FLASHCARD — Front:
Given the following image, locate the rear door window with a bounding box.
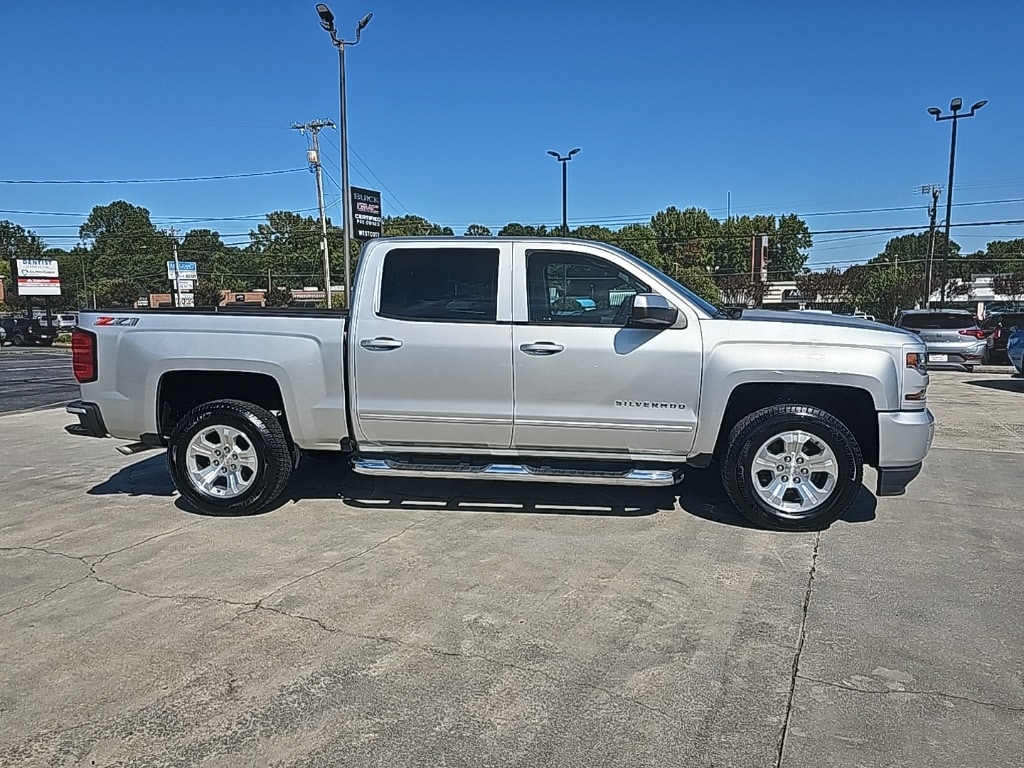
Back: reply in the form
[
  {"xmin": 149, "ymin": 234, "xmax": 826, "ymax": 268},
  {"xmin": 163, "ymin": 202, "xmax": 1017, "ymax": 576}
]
[{"xmin": 378, "ymin": 247, "xmax": 499, "ymax": 322}]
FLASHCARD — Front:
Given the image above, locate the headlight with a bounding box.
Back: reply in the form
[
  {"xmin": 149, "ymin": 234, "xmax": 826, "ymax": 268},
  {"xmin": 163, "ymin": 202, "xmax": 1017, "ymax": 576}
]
[
  {"xmin": 903, "ymin": 347, "xmax": 929, "ymax": 405},
  {"xmin": 905, "ymin": 351, "xmax": 928, "ymax": 376}
]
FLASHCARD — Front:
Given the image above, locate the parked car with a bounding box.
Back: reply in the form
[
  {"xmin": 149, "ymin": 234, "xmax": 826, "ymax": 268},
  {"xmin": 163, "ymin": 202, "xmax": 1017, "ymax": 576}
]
[
  {"xmin": 894, "ymin": 309, "xmax": 986, "ymax": 371},
  {"xmin": 0, "ymin": 317, "xmax": 59, "ymax": 347},
  {"xmin": 1007, "ymin": 329, "xmax": 1024, "ymax": 375},
  {"xmin": 980, "ymin": 312, "xmax": 1024, "ymax": 364},
  {"xmin": 0, "ymin": 324, "xmax": 6, "ymax": 345}
]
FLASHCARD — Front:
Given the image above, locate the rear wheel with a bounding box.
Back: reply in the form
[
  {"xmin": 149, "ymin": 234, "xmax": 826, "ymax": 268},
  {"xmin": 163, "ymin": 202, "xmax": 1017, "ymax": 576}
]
[
  {"xmin": 167, "ymin": 399, "xmax": 293, "ymax": 515},
  {"xmin": 722, "ymin": 404, "xmax": 863, "ymax": 531}
]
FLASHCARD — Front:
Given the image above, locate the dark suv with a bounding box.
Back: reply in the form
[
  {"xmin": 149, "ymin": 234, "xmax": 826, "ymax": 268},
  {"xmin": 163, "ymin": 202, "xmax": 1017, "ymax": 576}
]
[
  {"xmin": 980, "ymin": 312, "xmax": 1024, "ymax": 364},
  {"xmin": 0, "ymin": 317, "xmax": 59, "ymax": 347}
]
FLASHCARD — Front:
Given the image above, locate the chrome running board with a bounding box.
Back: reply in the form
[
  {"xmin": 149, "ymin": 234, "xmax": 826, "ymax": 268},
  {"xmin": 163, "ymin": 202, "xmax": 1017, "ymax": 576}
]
[{"xmin": 351, "ymin": 457, "xmax": 682, "ymax": 486}]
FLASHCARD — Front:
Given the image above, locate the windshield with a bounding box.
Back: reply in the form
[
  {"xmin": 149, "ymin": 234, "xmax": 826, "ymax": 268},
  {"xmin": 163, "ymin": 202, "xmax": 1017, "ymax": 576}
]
[{"xmin": 598, "ymin": 243, "xmax": 721, "ymax": 317}]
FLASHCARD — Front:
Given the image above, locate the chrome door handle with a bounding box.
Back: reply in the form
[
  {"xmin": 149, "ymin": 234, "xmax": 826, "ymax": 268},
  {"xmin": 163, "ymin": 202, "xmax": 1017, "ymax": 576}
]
[
  {"xmin": 360, "ymin": 337, "xmax": 404, "ymax": 351},
  {"xmin": 519, "ymin": 341, "xmax": 564, "ymax": 356}
]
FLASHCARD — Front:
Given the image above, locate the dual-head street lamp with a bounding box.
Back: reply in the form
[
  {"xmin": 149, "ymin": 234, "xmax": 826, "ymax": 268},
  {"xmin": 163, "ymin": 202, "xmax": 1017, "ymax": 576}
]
[
  {"xmin": 547, "ymin": 147, "xmax": 581, "ymax": 236},
  {"xmin": 927, "ymin": 97, "xmax": 987, "ymax": 309},
  {"xmin": 316, "ymin": 3, "xmax": 372, "ymax": 309}
]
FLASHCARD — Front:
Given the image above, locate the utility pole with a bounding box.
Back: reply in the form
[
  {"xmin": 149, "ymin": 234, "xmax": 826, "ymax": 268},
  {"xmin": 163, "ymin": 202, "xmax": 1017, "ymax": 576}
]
[
  {"xmin": 292, "ymin": 119, "xmax": 337, "ymax": 308},
  {"xmin": 918, "ymin": 185, "xmax": 942, "ymax": 308},
  {"xmin": 167, "ymin": 227, "xmax": 181, "ymax": 308}
]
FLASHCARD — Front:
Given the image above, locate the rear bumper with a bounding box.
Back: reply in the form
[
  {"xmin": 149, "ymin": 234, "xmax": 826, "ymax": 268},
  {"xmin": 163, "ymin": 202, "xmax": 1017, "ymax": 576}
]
[{"xmin": 65, "ymin": 400, "xmax": 108, "ymax": 438}]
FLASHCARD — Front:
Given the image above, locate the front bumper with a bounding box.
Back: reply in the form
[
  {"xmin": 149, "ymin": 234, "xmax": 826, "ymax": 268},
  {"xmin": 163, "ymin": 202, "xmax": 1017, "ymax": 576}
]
[
  {"xmin": 65, "ymin": 400, "xmax": 108, "ymax": 438},
  {"xmin": 875, "ymin": 409, "xmax": 935, "ymax": 496}
]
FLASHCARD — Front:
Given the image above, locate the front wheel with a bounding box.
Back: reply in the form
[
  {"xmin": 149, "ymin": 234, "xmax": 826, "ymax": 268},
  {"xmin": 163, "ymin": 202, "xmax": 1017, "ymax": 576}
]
[
  {"xmin": 167, "ymin": 399, "xmax": 293, "ymax": 515},
  {"xmin": 11, "ymin": 333, "xmax": 25, "ymax": 347},
  {"xmin": 721, "ymin": 404, "xmax": 863, "ymax": 531}
]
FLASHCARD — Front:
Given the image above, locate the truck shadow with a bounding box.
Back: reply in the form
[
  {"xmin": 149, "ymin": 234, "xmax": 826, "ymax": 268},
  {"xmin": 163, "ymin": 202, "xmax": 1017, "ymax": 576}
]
[
  {"xmin": 964, "ymin": 378, "xmax": 1023, "ymax": 393},
  {"xmin": 88, "ymin": 454, "xmax": 876, "ymax": 529}
]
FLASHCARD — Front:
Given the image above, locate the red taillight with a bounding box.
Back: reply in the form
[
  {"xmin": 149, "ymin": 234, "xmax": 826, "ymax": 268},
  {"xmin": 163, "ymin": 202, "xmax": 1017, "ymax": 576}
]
[
  {"xmin": 72, "ymin": 328, "xmax": 97, "ymax": 383},
  {"xmin": 958, "ymin": 328, "xmax": 986, "ymax": 340}
]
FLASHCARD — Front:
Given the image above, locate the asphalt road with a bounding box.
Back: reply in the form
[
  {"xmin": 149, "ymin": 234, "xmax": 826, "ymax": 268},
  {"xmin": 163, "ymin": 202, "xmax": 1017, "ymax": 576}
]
[
  {"xmin": 1, "ymin": 371, "xmax": 1022, "ymax": 767},
  {"xmin": 0, "ymin": 347, "xmax": 78, "ymax": 414}
]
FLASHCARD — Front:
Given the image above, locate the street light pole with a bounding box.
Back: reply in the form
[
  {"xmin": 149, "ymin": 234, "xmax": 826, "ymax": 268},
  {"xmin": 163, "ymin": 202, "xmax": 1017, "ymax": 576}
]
[
  {"xmin": 927, "ymin": 97, "xmax": 987, "ymax": 309},
  {"xmin": 546, "ymin": 148, "xmax": 581, "ymax": 236},
  {"xmin": 316, "ymin": 4, "xmax": 372, "ymax": 309}
]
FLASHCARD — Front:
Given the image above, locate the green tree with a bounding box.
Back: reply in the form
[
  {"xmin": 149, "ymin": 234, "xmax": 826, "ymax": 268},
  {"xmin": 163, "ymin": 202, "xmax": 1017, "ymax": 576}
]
[
  {"xmin": 569, "ymin": 224, "xmax": 616, "ymax": 243},
  {"xmin": 464, "ymin": 224, "xmax": 492, "ymax": 237},
  {"xmin": 265, "ymin": 286, "xmax": 292, "ymax": 307},
  {"xmin": 248, "ymin": 211, "xmax": 323, "ymax": 286},
  {"xmin": 95, "ymin": 278, "xmax": 144, "ymax": 307},
  {"xmin": 79, "ymin": 201, "xmax": 170, "ymax": 293},
  {"xmin": 673, "ymin": 266, "xmax": 721, "ymax": 305},
  {"xmin": 609, "ymin": 223, "xmax": 659, "ymax": 266},
  {"xmin": 382, "ymin": 215, "xmax": 453, "ymax": 237},
  {"xmin": 497, "ymin": 222, "xmax": 550, "ymax": 237},
  {"xmin": 860, "ymin": 266, "xmax": 922, "ymax": 322},
  {"xmin": 1, "ymin": 220, "xmax": 46, "ymax": 263},
  {"xmin": 795, "ymin": 268, "xmax": 858, "ymax": 312},
  {"xmin": 649, "ymin": 206, "xmax": 720, "ymax": 271}
]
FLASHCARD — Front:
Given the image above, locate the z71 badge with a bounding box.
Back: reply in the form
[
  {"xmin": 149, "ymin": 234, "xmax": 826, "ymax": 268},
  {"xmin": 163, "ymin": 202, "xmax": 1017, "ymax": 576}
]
[{"xmin": 94, "ymin": 317, "xmax": 140, "ymax": 326}]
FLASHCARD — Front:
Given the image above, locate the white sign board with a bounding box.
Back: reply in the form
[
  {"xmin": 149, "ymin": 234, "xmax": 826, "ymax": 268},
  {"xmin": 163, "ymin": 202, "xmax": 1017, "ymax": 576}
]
[
  {"xmin": 14, "ymin": 259, "xmax": 62, "ymax": 296},
  {"xmin": 176, "ymin": 293, "xmax": 195, "ymax": 308},
  {"xmin": 174, "ymin": 279, "xmax": 195, "ymax": 291},
  {"xmin": 15, "ymin": 259, "xmax": 59, "ymax": 278},
  {"xmin": 167, "ymin": 261, "xmax": 198, "ymax": 280}
]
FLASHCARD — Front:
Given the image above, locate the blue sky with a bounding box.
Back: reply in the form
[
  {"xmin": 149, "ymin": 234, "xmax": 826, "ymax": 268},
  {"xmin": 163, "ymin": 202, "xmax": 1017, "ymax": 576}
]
[{"xmin": 2, "ymin": 0, "xmax": 1022, "ymax": 269}]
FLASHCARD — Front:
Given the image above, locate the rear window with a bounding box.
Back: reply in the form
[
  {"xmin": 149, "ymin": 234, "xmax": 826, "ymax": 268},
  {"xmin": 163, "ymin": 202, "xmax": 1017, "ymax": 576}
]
[{"xmin": 898, "ymin": 312, "xmax": 974, "ymax": 330}]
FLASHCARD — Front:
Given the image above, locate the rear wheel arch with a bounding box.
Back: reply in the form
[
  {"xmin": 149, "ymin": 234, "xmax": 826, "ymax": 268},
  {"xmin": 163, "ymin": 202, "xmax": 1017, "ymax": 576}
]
[{"xmin": 157, "ymin": 370, "xmax": 288, "ymax": 440}]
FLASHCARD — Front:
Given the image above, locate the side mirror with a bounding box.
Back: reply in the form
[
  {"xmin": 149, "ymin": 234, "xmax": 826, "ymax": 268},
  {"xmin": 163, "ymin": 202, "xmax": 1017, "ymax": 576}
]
[{"xmin": 628, "ymin": 293, "xmax": 679, "ymax": 329}]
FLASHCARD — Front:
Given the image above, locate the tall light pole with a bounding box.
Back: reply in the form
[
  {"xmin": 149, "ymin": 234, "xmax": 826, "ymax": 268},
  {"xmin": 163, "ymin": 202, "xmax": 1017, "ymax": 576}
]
[
  {"xmin": 316, "ymin": 3, "xmax": 372, "ymax": 309},
  {"xmin": 547, "ymin": 147, "xmax": 581, "ymax": 236},
  {"xmin": 927, "ymin": 97, "xmax": 987, "ymax": 309}
]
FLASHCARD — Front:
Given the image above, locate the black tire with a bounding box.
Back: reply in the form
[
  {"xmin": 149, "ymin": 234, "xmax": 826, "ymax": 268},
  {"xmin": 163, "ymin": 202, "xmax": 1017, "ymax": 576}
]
[
  {"xmin": 11, "ymin": 333, "xmax": 25, "ymax": 347},
  {"xmin": 981, "ymin": 348, "xmax": 991, "ymax": 365},
  {"xmin": 964, "ymin": 365, "xmax": 976, "ymax": 373},
  {"xmin": 721, "ymin": 404, "xmax": 863, "ymax": 531},
  {"xmin": 167, "ymin": 399, "xmax": 293, "ymax": 516}
]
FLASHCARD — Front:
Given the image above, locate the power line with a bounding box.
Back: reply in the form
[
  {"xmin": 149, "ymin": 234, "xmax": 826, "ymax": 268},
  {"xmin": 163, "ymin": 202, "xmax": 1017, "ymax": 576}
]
[{"xmin": 0, "ymin": 168, "xmax": 306, "ymax": 185}]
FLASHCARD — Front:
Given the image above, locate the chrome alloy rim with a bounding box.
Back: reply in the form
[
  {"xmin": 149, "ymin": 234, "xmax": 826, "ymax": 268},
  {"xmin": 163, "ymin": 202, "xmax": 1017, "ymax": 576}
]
[
  {"xmin": 751, "ymin": 430, "xmax": 839, "ymax": 515},
  {"xmin": 185, "ymin": 425, "xmax": 259, "ymax": 498}
]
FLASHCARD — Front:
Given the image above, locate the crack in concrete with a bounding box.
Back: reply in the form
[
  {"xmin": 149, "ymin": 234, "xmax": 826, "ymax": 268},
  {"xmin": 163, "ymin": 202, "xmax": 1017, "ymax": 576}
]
[
  {"xmin": 0, "ymin": 523, "xmax": 198, "ymax": 621},
  {"xmin": 258, "ymin": 516, "xmax": 429, "ymax": 601},
  {"xmin": 795, "ymin": 674, "xmax": 1024, "ymax": 713},
  {"xmin": 4, "ymin": 517, "xmax": 430, "ymax": 631},
  {"xmin": 345, "ymin": 630, "xmax": 677, "ymax": 722},
  {"xmin": 776, "ymin": 530, "xmax": 821, "ymax": 768}
]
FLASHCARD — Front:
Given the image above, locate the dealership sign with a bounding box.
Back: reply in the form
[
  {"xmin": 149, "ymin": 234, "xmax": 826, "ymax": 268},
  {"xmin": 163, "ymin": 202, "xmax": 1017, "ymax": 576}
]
[
  {"xmin": 351, "ymin": 186, "xmax": 382, "ymax": 240},
  {"xmin": 11, "ymin": 259, "xmax": 62, "ymax": 296}
]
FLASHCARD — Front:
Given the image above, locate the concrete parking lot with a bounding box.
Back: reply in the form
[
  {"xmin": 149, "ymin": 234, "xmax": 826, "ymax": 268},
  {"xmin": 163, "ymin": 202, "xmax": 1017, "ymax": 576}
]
[{"xmin": 1, "ymin": 370, "xmax": 1022, "ymax": 767}]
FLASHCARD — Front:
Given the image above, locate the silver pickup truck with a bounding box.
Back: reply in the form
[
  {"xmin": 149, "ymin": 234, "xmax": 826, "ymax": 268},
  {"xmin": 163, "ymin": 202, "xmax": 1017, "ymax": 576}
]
[{"xmin": 66, "ymin": 237, "xmax": 935, "ymax": 530}]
